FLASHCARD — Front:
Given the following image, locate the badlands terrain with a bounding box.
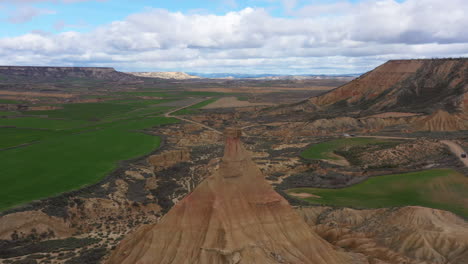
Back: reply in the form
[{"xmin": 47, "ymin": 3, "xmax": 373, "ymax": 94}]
[{"xmin": 0, "ymin": 58, "xmax": 467, "ymax": 264}]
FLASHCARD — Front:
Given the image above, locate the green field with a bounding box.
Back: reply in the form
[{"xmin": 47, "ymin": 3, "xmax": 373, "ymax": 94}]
[
  {"xmin": 25, "ymin": 103, "xmax": 139, "ymax": 121},
  {"xmin": 0, "ymin": 111, "xmax": 17, "ymax": 116},
  {"xmin": 173, "ymin": 98, "xmax": 219, "ymax": 115},
  {"xmin": 0, "ymin": 117, "xmax": 179, "ymax": 211},
  {"xmin": 0, "ymin": 117, "xmax": 88, "ymax": 130},
  {"xmin": 0, "ymin": 90, "xmax": 228, "ymax": 211},
  {"xmin": 0, "ymin": 128, "xmax": 61, "ymax": 149},
  {"xmin": 301, "ymin": 137, "xmax": 400, "ymax": 160},
  {"xmin": 287, "ymin": 168, "xmax": 468, "ymax": 218},
  {"xmin": 0, "ymin": 99, "xmax": 23, "ymax": 104}
]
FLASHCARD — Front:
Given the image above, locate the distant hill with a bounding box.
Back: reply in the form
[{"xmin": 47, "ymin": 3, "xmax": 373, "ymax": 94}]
[
  {"xmin": 0, "ymin": 66, "xmax": 141, "ymax": 83},
  {"xmin": 126, "ymin": 72, "xmax": 200, "ymax": 80},
  {"xmin": 309, "ymin": 58, "xmax": 468, "ymax": 114},
  {"xmin": 187, "ymin": 72, "xmax": 360, "ymax": 79},
  {"xmin": 263, "ymin": 58, "xmax": 468, "ymax": 131}
]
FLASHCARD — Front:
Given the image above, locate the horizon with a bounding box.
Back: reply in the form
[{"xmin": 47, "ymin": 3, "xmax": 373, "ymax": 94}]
[{"xmin": 1, "ymin": 0, "xmax": 467, "ymax": 74}]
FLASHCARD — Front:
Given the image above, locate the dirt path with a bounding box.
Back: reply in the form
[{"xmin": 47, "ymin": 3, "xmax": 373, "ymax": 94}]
[
  {"xmin": 441, "ymin": 140, "xmax": 468, "ymax": 167},
  {"xmin": 164, "ymin": 98, "xmax": 223, "ymax": 135}
]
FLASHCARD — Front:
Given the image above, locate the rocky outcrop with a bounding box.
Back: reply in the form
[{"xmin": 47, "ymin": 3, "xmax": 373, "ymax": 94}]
[{"xmin": 108, "ymin": 128, "xmax": 351, "ymax": 264}]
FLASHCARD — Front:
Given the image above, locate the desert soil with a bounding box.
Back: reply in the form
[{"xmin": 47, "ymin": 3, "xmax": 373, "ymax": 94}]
[{"xmin": 202, "ymin": 97, "xmax": 274, "ymax": 109}]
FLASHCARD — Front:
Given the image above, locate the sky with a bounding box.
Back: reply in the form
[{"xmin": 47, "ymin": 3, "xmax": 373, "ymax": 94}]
[{"xmin": 0, "ymin": 0, "xmax": 467, "ymax": 74}]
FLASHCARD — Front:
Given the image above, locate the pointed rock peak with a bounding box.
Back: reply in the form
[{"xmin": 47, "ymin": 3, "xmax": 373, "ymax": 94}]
[
  {"xmin": 222, "ymin": 127, "xmax": 245, "ymax": 163},
  {"xmin": 107, "ymin": 128, "xmax": 350, "ymax": 264}
]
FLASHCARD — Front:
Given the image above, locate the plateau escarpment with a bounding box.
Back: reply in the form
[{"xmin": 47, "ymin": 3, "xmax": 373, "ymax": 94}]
[{"xmin": 0, "ymin": 66, "xmax": 141, "ymax": 83}]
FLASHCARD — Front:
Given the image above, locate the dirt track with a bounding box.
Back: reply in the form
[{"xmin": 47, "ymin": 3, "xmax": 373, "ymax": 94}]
[
  {"xmin": 164, "ymin": 98, "xmax": 222, "ymax": 134},
  {"xmin": 441, "ymin": 140, "xmax": 468, "ymax": 167}
]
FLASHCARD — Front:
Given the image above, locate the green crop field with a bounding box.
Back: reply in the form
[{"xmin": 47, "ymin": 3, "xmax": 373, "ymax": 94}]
[
  {"xmin": 301, "ymin": 137, "xmax": 401, "ymax": 160},
  {"xmin": 0, "ymin": 99, "xmax": 24, "ymax": 104},
  {"xmin": 173, "ymin": 98, "xmax": 219, "ymax": 115},
  {"xmin": 25, "ymin": 103, "xmax": 139, "ymax": 121},
  {"xmin": 117, "ymin": 91, "xmax": 173, "ymax": 97},
  {"xmin": 287, "ymin": 168, "xmax": 468, "ymax": 218},
  {"xmin": 0, "ymin": 117, "xmax": 179, "ymax": 211},
  {"xmin": 0, "ymin": 90, "xmax": 228, "ymax": 211},
  {"xmin": 0, "ymin": 128, "xmax": 61, "ymax": 149},
  {"xmin": 0, "ymin": 117, "xmax": 88, "ymax": 130},
  {"xmin": 0, "ymin": 111, "xmax": 17, "ymax": 116}
]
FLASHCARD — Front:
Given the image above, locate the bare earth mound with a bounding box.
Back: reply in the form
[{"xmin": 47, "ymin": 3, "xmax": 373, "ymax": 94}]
[{"xmin": 108, "ymin": 128, "xmax": 351, "ymax": 264}]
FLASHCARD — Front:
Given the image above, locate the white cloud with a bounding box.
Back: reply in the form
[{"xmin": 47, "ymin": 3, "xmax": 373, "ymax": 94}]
[
  {"xmin": 7, "ymin": 6, "xmax": 55, "ymax": 23},
  {"xmin": 0, "ymin": 0, "xmax": 467, "ymax": 73}
]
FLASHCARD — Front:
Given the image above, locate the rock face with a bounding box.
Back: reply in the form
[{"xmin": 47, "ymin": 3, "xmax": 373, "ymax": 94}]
[
  {"xmin": 127, "ymin": 72, "xmax": 200, "ymax": 80},
  {"xmin": 0, "ymin": 66, "xmax": 141, "ymax": 82},
  {"xmin": 107, "ymin": 128, "xmax": 349, "ymax": 264}
]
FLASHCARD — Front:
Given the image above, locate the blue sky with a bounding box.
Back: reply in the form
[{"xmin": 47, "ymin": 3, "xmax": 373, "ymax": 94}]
[{"xmin": 0, "ymin": 0, "xmax": 466, "ymax": 74}]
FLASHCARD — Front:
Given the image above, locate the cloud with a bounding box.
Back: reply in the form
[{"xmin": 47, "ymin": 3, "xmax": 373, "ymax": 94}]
[
  {"xmin": 7, "ymin": 6, "xmax": 55, "ymax": 23},
  {"xmin": 0, "ymin": 0, "xmax": 467, "ymax": 73}
]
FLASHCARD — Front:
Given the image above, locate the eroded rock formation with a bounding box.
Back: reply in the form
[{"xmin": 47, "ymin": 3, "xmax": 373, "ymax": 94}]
[{"xmin": 108, "ymin": 128, "xmax": 351, "ymax": 264}]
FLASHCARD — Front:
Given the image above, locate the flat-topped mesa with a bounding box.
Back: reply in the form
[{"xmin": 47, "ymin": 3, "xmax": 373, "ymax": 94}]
[{"xmin": 0, "ymin": 66, "xmax": 141, "ymax": 82}]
